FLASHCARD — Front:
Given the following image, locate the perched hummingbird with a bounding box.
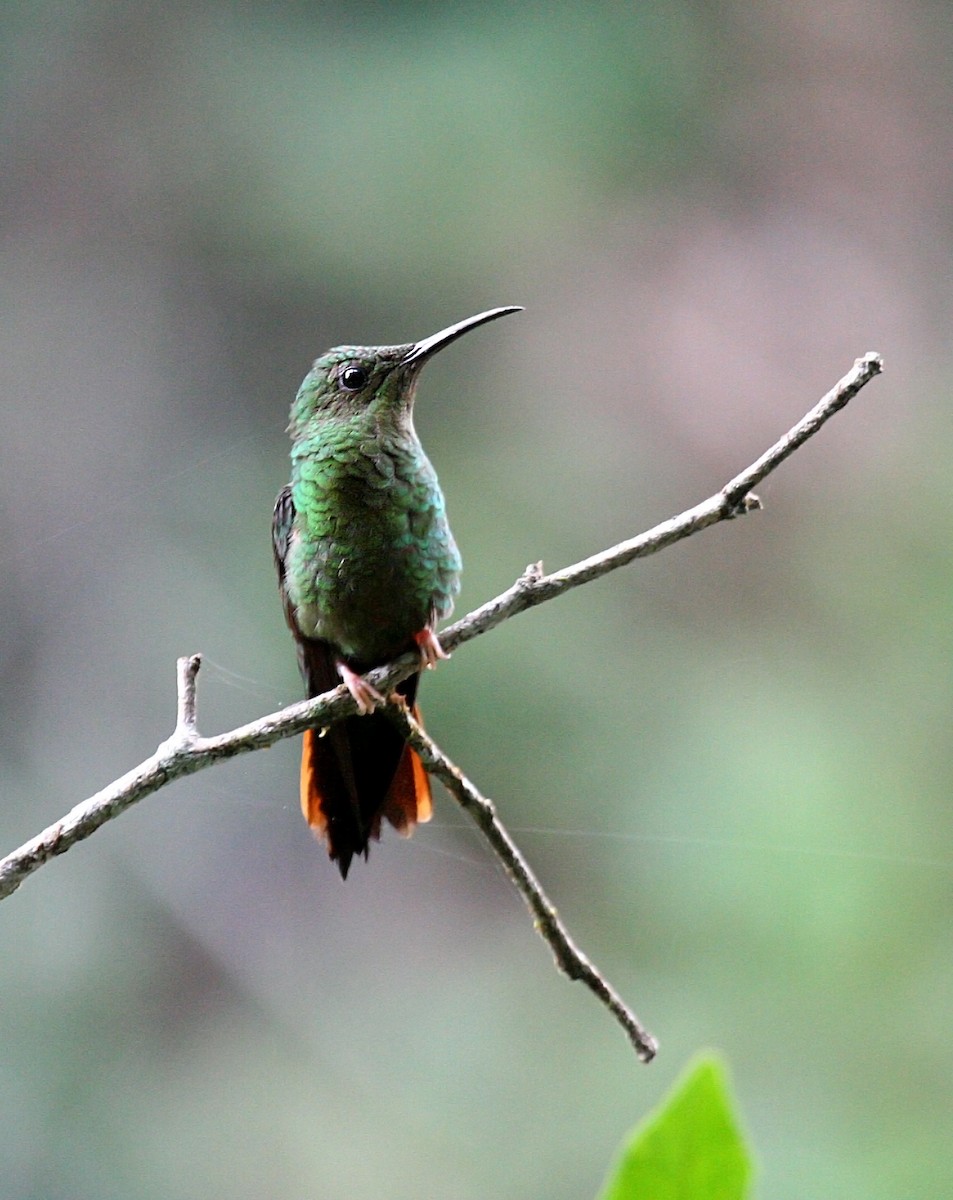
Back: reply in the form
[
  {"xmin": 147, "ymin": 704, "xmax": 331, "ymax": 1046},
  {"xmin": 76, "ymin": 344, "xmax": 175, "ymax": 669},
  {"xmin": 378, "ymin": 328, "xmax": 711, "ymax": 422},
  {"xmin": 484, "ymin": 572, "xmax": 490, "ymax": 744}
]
[{"xmin": 273, "ymin": 306, "xmax": 522, "ymax": 877}]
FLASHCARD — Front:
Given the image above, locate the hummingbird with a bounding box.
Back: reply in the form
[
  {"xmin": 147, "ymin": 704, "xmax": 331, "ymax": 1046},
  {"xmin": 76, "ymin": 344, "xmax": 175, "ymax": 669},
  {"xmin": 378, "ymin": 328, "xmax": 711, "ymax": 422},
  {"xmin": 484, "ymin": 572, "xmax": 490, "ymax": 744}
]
[{"xmin": 273, "ymin": 306, "xmax": 522, "ymax": 877}]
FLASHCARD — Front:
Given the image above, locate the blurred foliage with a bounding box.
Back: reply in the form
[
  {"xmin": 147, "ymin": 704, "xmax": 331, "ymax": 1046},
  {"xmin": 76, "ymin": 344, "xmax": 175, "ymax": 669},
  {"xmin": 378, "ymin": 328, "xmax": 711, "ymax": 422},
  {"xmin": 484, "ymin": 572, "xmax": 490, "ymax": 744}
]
[
  {"xmin": 598, "ymin": 1055, "xmax": 752, "ymax": 1200},
  {"xmin": 2, "ymin": 1, "xmax": 953, "ymax": 1197}
]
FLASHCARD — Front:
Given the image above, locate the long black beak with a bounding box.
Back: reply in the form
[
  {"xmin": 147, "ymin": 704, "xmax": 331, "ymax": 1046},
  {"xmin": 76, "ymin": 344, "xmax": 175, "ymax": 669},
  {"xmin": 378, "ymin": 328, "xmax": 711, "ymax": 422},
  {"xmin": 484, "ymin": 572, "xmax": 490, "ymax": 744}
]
[{"xmin": 401, "ymin": 306, "xmax": 523, "ymax": 366}]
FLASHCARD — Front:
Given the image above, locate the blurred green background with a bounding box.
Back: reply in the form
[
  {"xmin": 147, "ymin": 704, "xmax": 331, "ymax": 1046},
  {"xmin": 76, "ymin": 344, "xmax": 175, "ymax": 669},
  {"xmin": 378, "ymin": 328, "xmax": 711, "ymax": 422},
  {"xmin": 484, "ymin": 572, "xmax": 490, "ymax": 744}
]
[{"xmin": 2, "ymin": 2, "xmax": 952, "ymax": 1197}]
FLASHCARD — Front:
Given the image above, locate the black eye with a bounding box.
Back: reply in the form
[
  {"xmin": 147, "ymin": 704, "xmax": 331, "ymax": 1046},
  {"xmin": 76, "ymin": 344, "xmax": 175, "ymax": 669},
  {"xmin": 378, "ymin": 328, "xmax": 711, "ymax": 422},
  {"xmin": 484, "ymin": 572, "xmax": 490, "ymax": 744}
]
[{"xmin": 340, "ymin": 363, "xmax": 369, "ymax": 391}]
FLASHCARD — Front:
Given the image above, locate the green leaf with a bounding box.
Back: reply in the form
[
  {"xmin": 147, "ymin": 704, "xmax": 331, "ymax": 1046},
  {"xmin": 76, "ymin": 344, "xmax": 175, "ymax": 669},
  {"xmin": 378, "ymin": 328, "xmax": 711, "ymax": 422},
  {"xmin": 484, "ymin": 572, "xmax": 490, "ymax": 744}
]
[{"xmin": 597, "ymin": 1054, "xmax": 753, "ymax": 1200}]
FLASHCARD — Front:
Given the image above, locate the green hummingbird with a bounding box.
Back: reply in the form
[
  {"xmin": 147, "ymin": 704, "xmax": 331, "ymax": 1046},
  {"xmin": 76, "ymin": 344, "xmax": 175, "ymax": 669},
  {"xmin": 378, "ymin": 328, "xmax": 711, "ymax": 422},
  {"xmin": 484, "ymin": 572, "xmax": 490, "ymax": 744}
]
[{"xmin": 273, "ymin": 306, "xmax": 522, "ymax": 877}]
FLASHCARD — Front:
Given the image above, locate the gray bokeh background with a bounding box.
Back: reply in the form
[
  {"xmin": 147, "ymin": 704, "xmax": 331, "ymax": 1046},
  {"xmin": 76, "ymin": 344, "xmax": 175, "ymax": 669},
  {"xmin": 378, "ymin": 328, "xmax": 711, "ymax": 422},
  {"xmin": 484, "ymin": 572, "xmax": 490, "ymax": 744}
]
[{"xmin": 2, "ymin": 4, "xmax": 952, "ymax": 1197}]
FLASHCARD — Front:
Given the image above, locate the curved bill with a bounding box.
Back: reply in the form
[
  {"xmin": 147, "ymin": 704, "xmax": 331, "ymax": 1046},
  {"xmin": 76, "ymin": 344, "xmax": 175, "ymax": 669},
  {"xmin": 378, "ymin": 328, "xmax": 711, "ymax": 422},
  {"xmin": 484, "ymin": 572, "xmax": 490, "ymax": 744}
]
[{"xmin": 402, "ymin": 306, "xmax": 523, "ymax": 366}]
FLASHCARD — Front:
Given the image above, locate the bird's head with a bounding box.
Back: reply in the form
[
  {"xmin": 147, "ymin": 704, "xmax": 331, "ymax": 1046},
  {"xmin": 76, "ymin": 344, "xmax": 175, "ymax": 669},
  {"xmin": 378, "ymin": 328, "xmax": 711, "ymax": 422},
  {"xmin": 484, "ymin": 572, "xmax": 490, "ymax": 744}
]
[{"xmin": 288, "ymin": 306, "xmax": 522, "ymax": 437}]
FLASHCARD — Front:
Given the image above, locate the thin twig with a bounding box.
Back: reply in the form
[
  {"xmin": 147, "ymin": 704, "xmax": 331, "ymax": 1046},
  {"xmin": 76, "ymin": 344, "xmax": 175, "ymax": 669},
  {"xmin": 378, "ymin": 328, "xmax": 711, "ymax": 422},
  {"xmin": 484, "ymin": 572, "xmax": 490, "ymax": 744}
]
[
  {"xmin": 434, "ymin": 351, "xmax": 883, "ymax": 653},
  {"xmin": 0, "ymin": 352, "xmax": 883, "ymax": 903},
  {"xmin": 387, "ymin": 700, "xmax": 658, "ymax": 1061}
]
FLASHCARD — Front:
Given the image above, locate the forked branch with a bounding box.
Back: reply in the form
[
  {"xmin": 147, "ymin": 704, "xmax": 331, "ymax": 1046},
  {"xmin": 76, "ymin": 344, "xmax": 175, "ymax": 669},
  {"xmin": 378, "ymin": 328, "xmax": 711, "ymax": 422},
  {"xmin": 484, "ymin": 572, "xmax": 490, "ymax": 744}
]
[{"xmin": 0, "ymin": 353, "xmax": 884, "ymax": 1054}]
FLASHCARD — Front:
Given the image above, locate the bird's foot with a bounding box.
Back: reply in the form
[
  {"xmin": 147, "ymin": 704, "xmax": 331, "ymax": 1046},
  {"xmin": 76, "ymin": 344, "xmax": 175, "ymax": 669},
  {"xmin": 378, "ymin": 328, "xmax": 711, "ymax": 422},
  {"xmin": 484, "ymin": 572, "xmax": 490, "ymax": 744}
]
[
  {"xmin": 413, "ymin": 627, "xmax": 450, "ymax": 670},
  {"xmin": 336, "ymin": 661, "xmax": 384, "ymax": 715}
]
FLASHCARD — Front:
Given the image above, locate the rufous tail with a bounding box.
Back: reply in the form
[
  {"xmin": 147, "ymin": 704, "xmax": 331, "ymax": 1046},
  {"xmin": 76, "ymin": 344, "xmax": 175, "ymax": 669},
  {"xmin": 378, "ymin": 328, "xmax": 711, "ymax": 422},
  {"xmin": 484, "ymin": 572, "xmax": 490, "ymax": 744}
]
[{"xmin": 299, "ymin": 704, "xmax": 432, "ymax": 878}]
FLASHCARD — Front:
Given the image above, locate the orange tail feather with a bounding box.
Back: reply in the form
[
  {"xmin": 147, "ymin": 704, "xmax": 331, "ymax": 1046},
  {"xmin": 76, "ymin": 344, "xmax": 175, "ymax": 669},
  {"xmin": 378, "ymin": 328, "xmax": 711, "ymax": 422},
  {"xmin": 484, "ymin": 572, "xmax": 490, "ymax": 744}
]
[
  {"xmin": 299, "ymin": 727, "xmax": 328, "ymax": 837},
  {"xmin": 299, "ymin": 707, "xmax": 432, "ymax": 874},
  {"xmin": 381, "ymin": 741, "xmax": 433, "ymax": 835}
]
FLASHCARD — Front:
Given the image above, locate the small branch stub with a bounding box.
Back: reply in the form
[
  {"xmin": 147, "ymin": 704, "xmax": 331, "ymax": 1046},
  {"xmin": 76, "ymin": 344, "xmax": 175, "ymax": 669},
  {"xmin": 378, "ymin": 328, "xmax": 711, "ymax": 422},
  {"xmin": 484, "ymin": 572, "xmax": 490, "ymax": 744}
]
[{"xmin": 176, "ymin": 654, "xmax": 202, "ymax": 738}]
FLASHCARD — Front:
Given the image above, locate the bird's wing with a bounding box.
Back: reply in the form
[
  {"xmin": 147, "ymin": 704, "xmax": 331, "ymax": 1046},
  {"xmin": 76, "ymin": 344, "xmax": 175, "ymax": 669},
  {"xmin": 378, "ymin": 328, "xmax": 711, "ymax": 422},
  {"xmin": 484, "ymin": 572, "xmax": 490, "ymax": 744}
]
[{"xmin": 272, "ymin": 485, "xmax": 298, "ymax": 633}]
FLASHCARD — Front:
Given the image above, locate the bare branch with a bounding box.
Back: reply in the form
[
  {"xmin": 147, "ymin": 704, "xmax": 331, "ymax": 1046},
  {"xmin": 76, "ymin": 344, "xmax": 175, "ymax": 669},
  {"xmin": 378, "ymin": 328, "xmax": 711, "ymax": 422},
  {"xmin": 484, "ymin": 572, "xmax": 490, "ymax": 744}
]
[
  {"xmin": 386, "ymin": 700, "xmax": 658, "ymax": 1060},
  {"xmin": 0, "ymin": 352, "xmax": 883, "ymax": 904}
]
